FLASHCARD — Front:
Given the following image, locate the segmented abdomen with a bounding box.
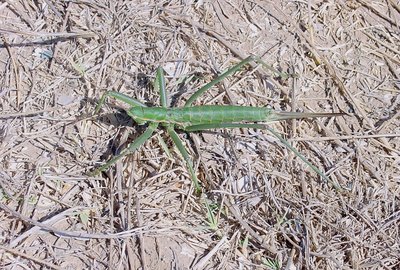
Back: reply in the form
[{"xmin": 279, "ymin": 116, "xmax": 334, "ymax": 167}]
[
  {"xmin": 171, "ymin": 105, "xmax": 271, "ymax": 125},
  {"xmin": 128, "ymin": 105, "xmax": 273, "ymax": 126}
]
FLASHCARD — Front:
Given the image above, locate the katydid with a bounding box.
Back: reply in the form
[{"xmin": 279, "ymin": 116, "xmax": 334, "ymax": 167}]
[{"xmin": 92, "ymin": 56, "xmax": 342, "ymax": 193}]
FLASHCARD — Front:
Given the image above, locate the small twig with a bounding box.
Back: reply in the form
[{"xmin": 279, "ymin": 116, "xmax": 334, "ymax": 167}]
[
  {"xmin": 0, "ymin": 245, "xmax": 62, "ymax": 270},
  {"xmin": 356, "ymin": 0, "xmax": 397, "ymax": 26},
  {"xmin": 224, "ymin": 196, "xmax": 278, "ymax": 255},
  {"xmin": 0, "ymin": 109, "xmax": 54, "ymax": 118},
  {"xmin": 135, "ymin": 195, "xmax": 147, "ymax": 270},
  {"xmin": 0, "ymin": 27, "xmax": 96, "ymax": 38},
  {"xmin": 388, "ymin": 0, "xmax": 400, "ymax": 13},
  {"xmin": 192, "ymin": 236, "xmax": 228, "ymax": 270},
  {"xmin": 0, "ymin": 202, "xmax": 147, "ymax": 240},
  {"xmin": 1, "ymin": 34, "xmax": 20, "ymax": 107},
  {"xmin": 290, "ymin": 133, "xmax": 400, "ymax": 142},
  {"xmin": 48, "ymin": 2, "xmax": 71, "ymax": 70},
  {"xmin": 361, "ymin": 30, "xmax": 400, "ymax": 56}
]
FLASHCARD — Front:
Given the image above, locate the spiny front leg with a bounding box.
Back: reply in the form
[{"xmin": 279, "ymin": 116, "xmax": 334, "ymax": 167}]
[{"xmin": 90, "ymin": 122, "xmax": 159, "ymax": 176}]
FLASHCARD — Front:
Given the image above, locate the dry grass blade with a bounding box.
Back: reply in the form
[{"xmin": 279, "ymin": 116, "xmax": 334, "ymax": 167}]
[{"xmin": 0, "ymin": 1, "xmax": 398, "ymax": 269}]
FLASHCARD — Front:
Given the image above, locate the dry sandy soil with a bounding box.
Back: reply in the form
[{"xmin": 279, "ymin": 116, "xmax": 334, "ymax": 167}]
[{"xmin": 0, "ymin": 1, "xmax": 399, "ymax": 269}]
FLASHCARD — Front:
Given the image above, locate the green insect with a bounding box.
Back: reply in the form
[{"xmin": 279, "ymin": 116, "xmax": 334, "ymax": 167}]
[{"xmin": 92, "ymin": 56, "xmax": 342, "ymax": 192}]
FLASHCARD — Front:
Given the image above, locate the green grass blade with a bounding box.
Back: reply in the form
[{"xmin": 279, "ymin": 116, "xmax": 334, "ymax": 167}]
[{"xmin": 204, "ymin": 199, "xmax": 219, "ymax": 231}]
